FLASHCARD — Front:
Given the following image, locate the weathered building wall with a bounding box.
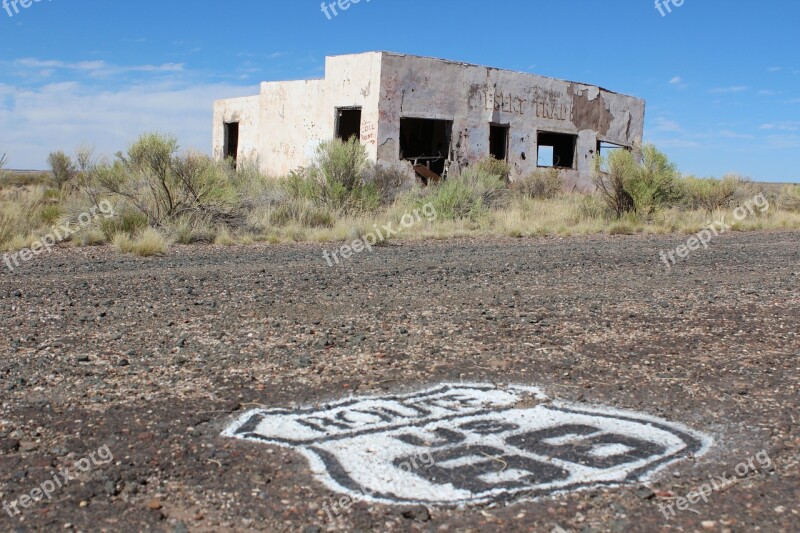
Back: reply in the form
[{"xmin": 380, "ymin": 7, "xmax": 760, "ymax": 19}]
[
  {"xmin": 216, "ymin": 53, "xmax": 383, "ymax": 176},
  {"xmin": 213, "ymin": 52, "xmax": 645, "ymax": 188},
  {"xmin": 377, "ymin": 53, "xmax": 645, "ymax": 189},
  {"xmin": 212, "ymin": 95, "xmax": 260, "ymax": 163}
]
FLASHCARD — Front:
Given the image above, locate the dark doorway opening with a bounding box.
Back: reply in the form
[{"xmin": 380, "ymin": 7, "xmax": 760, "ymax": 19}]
[
  {"xmin": 489, "ymin": 124, "xmax": 509, "ymax": 161},
  {"xmin": 399, "ymin": 118, "xmax": 452, "ymax": 177},
  {"xmin": 224, "ymin": 122, "xmax": 240, "ymax": 165},
  {"xmin": 336, "ymin": 108, "xmax": 362, "ymax": 142},
  {"xmin": 537, "ymin": 131, "xmax": 577, "ymax": 169}
]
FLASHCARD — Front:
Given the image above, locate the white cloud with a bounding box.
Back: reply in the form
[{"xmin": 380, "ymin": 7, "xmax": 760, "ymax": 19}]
[
  {"xmin": 759, "ymin": 122, "xmax": 800, "ymax": 131},
  {"xmin": 653, "ymin": 117, "xmax": 682, "ymax": 132},
  {"xmin": 765, "ymin": 134, "xmax": 800, "ymax": 149},
  {"xmin": 8, "ymin": 58, "xmax": 184, "ymax": 75},
  {"xmin": 14, "ymin": 59, "xmax": 107, "ymax": 70},
  {"xmin": 669, "ymin": 76, "xmax": 682, "ymax": 84},
  {"xmin": 0, "ymin": 80, "xmax": 256, "ymax": 168},
  {"xmin": 718, "ymin": 130, "xmax": 754, "ymax": 139},
  {"xmin": 645, "ymin": 138, "xmax": 702, "ymax": 149},
  {"xmin": 708, "ymin": 86, "xmax": 748, "ymax": 94}
]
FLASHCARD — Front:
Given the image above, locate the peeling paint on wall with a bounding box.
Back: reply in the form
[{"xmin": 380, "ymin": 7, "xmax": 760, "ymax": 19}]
[
  {"xmin": 213, "ymin": 52, "xmax": 645, "ymax": 188},
  {"xmin": 569, "ymin": 83, "xmax": 613, "ymax": 136}
]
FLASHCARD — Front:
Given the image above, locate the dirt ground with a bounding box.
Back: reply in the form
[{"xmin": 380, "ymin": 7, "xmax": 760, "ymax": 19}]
[{"xmin": 0, "ymin": 231, "xmax": 798, "ymax": 532}]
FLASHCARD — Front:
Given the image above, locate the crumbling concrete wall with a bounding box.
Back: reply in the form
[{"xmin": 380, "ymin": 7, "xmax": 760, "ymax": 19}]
[
  {"xmin": 377, "ymin": 53, "xmax": 645, "ymax": 189},
  {"xmin": 213, "ymin": 52, "xmax": 645, "ymax": 189},
  {"xmin": 212, "ymin": 53, "xmax": 383, "ymax": 176},
  {"xmin": 212, "ymin": 95, "xmax": 260, "ymax": 163}
]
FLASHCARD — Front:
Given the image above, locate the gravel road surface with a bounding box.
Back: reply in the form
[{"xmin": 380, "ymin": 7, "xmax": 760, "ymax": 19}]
[{"xmin": 1, "ymin": 231, "xmax": 798, "ymax": 532}]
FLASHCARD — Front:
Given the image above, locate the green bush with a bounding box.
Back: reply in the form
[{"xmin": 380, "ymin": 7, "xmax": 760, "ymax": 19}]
[
  {"xmin": 90, "ymin": 133, "xmax": 240, "ymax": 226},
  {"xmin": 593, "ymin": 144, "xmax": 677, "ymax": 218},
  {"xmin": 39, "ymin": 204, "xmax": 63, "ymax": 225},
  {"xmin": 575, "ymin": 193, "xmax": 609, "ymax": 221},
  {"xmin": 268, "ymin": 198, "xmax": 335, "ymax": 228},
  {"xmin": 420, "ymin": 168, "xmax": 506, "ymax": 222},
  {"xmin": 294, "ymin": 138, "xmax": 382, "ymax": 213},
  {"xmin": 512, "ymin": 168, "xmax": 564, "ymax": 199},
  {"xmin": 473, "ymin": 156, "xmax": 512, "ymax": 183},
  {"xmin": 47, "ymin": 151, "xmax": 77, "ymax": 190},
  {"xmin": 99, "ymin": 209, "xmax": 149, "ymax": 239},
  {"xmin": 677, "ymin": 175, "xmax": 743, "ymax": 212}
]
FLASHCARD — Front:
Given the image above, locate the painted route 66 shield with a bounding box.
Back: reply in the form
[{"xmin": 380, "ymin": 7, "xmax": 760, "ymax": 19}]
[{"xmin": 222, "ymin": 384, "xmax": 711, "ymax": 505}]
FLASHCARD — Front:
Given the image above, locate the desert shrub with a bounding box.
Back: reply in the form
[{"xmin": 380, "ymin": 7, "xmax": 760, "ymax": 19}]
[
  {"xmin": 302, "ymin": 138, "xmax": 381, "ymax": 213},
  {"xmin": 362, "ymin": 163, "xmax": 410, "ymax": 204},
  {"xmin": 39, "ymin": 204, "xmax": 63, "ymax": 225},
  {"xmin": 275, "ymin": 142, "xmax": 400, "ymax": 215},
  {"xmin": 132, "ymin": 228, "xmax": 169, "ymax": 257},
  {"xmin": 419, "ymin": 168, "xmax": 506, "ymax": 222},
  {"xmin": 575, "ymin": 193, "xmax": 609, "ymax": 221},
  {"xmin": 779, "ymin": 184, "xmax": 800, "ymax": 212},
  {"xmin": 75, "ymin": 145, "xmax": 94, "ymax": 172},
  {"xmin": 677, "ymin": 175, "xmax": 744, "ymax": 212},
  {"xmin": 282, "ymin": 169, "xmax": 318, "ymax": 201},
  {"xmin": 608, "ymin": 220, "xmax": 638, "ymax": 235},
  {"xmin": 112, "ymin": 232, "xmax": 133, "ymax": 253},
  {"xmin": 74, "ymin": 228, "xmax": 107, "ymax": 247},
  {"xmin": 164, "ymin": 213, "xmax": 215, "ymax": 244},
  {"xmin": 0, "ymin": 187, "xmax": 51, "ymax": 248},
  {"xmin": 512, "ymin": 168, "xmax": 565, "ymax": 199},
  {"xmin": 316, "ymin": 137, "xmax": 367, "ymax": 192},
  {"xmin": 593, "ymin": 148, "xmax": 635, "ymax": 217},
  {"xmin": 0, "ymin": 172, "xmax": 52, "ymax": 188},
  {"xmin": 214, "ymin": 226, "xmax": 237, "ymax": 246},
  {"xmin": 473, "ymin": 156, "xmax": 512, "ymax": 182},
  {"xmin": 626, "ymin": 145, "xmax": 678, "ymax": 216},
  {"xmin": 47, "ymin": 151, "xmax": 77, "ymax": 189},
  {"xmin": 99, "ymin": 208, "xmax": 149, "ymax": 239},
  {"xmin": 113, "ymin": 228, "xmax": 168, "ymax": 257},
  {"xmin": 268, "ymin": 198, "xmax": 335, "ymax": 228},
  {"xmin": 90, "ymin": 133, "xmax": 240, "ymax": 226},
  {"xmin": 594, "ymin": 145, "xmax": 677, "ymax": 218}
]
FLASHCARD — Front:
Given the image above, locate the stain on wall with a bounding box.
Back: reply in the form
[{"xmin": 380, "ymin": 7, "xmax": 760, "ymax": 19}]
[{"xmin": 569, "ymin": 83, "xmax": 613, "ymax": 136}]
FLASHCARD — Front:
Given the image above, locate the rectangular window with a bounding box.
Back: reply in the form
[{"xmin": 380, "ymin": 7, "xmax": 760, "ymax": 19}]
[
  {"xmin": 537, "ymin": 131, "xmax": 577, "ymax": 169},
  {"xmin": 596, "ymin": 141, "xmax": 630, "ymax": 171},
  {"xmin": 399, "ymin": 118, "xmax": 452, "ymax": 177},
  {"xmin": 224, "ymin": 122, "xmax": 240, "ymax": 165},
  {"xmin": 336, "ymin": 108, "xmax": 362, "ymax": 142},
  {"xmin": 489, "ymin": 124, "xmax": 509, "ymax": 161},
  {"xmin": 597, "ymin": 141, "xmax": 627, "ymax": 157}
]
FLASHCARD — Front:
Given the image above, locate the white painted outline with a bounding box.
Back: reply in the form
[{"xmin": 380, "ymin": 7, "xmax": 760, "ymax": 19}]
[{"xmin": 222, "ymin": 383, "xmax": 713, "ymax": 506}]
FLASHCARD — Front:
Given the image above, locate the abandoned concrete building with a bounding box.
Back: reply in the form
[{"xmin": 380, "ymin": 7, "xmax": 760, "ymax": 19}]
[{"xmin": 213, "ymin": 52, "xmax": 645, "ymax": 189}]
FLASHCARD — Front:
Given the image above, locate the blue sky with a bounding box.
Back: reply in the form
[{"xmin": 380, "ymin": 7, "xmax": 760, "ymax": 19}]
[{"xmin": 0, "ymin": 0, "xmax": 798, "ymax": 182}]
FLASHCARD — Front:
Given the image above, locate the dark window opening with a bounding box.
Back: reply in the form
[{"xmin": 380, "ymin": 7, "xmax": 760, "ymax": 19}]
[
  {"xmin": 597, "ymin": 141, "xmax": 628, "ymax": 157},
  {"xmin": 224, "ymin": 122, "xmax": 239, "ymax": 165},
  {"xmin": 537, "ymin": 131, "xmax": 577, "ymax": 169},
  {"xmin": 399, "ymin": 118, "xmax": 452, "ymax": 177},
  {"xmin": 596, "ymin": 141, "xmax": 630, "ymax": 171},
  {"xmin": 489, "ymin": 124, "xmax": 509, "ymax": 161},
  {"xmin": 336, "ymin": 108, "xmax": 362, "ymax": 142}
]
